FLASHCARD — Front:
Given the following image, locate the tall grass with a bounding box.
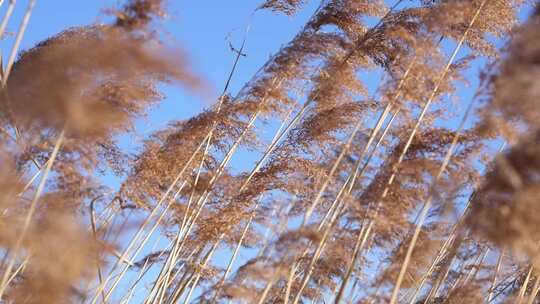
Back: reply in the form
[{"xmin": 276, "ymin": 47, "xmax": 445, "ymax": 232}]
[{"xmin": 0, "ymin": 0, "xmax": 539, "ymax": 303}]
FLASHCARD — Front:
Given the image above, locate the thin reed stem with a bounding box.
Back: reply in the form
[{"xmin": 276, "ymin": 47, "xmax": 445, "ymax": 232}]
[
  {"xmin": 487, "ymin": 249, "xmax": 504, "ymax": 303},
  {"xmin": 2, "ymin": 0, "xmax": 36, "ymax": 85},
  {"xmin": 0, "ymin": 0, "xmax": 16, "ymax": 42},
  {"xmin": 388, "ymin": 2, "xmax": 489, "ymax": 301}
]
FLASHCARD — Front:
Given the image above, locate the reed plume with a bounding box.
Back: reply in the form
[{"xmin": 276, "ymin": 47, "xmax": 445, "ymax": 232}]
[{"xmin": 0, "ymin": 0, "xmax": 538, "ymax": 303}]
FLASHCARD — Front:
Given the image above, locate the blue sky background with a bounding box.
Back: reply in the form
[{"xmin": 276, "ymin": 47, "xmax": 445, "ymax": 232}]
[
  {"xmin": 0, "ymin": 0, "xmax": 322, "ymax": 149},
  {"xmin": 0, "ymin": 0, "xmax": 535, "ymax": 302}
]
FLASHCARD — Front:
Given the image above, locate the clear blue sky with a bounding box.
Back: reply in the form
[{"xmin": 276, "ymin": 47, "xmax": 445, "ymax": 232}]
[
  {"xmin": 1, "ymin": 1, "xmax": 534, "ymax": 302},
  {"xmin": 0, "ymin": 0, "xmax": 321, "ymax": 148}
]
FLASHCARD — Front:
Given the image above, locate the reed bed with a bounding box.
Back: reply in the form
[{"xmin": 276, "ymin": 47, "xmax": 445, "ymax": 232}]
[{"xmin": 0, "ymin": 0, "xmax": 539, "ymax": 303}]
